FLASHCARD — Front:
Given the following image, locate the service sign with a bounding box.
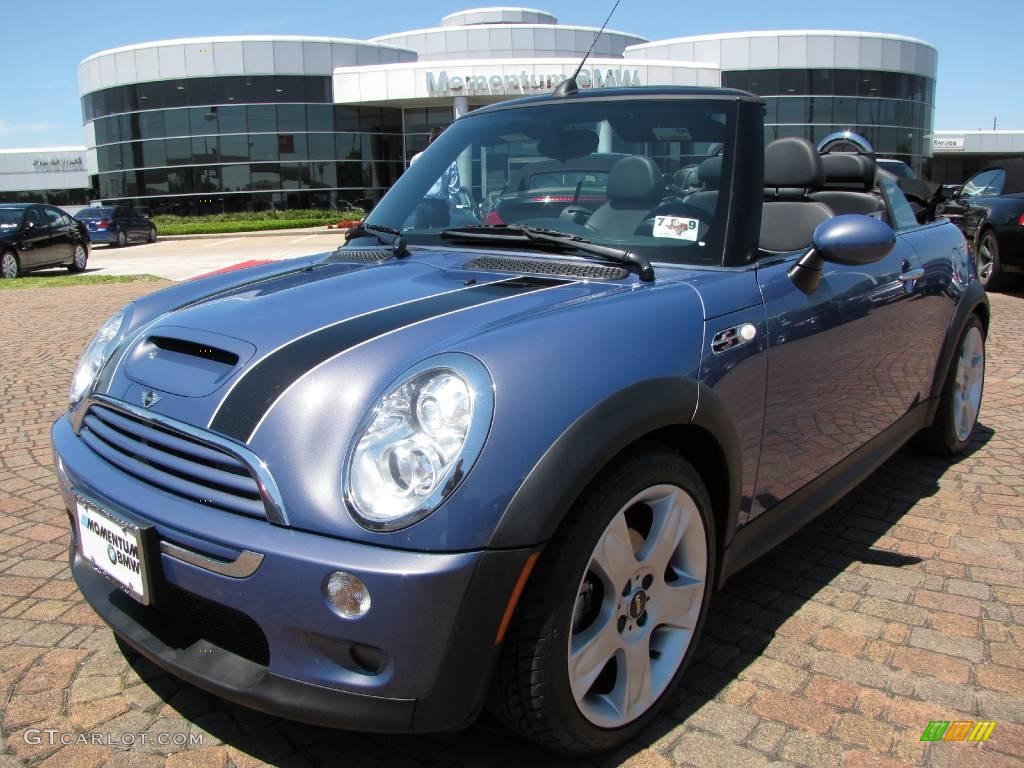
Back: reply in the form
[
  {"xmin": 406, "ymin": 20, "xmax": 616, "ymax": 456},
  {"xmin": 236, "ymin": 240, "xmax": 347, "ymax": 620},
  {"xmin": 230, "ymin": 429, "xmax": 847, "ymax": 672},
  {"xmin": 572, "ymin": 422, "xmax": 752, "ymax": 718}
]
[
  {"xmin": 76, "ymin": 499, "xmax": 149, "ymax": 604},
  {"xmin": 932, "ymin": 137, "xmax": 965, "ymax": 152}
]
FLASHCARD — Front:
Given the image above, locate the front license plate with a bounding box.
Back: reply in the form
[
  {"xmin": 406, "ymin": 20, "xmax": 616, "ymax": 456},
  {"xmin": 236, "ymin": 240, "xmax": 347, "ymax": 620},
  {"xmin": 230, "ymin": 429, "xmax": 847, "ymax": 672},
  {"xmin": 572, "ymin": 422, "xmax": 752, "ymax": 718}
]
[{"xmin": 75, "ymin": 498, "xmax": 150, "ymax": 605}]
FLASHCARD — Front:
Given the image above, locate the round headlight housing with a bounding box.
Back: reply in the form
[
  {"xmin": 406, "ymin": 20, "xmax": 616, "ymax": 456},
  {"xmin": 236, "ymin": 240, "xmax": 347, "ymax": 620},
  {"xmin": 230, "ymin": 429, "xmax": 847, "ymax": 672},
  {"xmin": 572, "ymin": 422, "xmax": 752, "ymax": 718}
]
[
  {"xmin": 69, "ymin": 306, "xmax": 131, "ymax": 407},
  {"xmin": 346, "ymin": 354, "xmax": 493, "ymax": 530}
]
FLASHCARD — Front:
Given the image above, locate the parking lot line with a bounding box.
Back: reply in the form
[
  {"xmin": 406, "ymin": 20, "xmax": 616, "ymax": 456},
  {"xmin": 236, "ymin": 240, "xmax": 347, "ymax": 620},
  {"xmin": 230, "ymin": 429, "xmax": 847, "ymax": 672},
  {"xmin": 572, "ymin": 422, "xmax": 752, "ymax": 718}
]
[
  {"xmin": 201, "ymin": 237, "xmax": 242, "ymax": 248},
  {"xmin": 289, "ymin": 234, "xmax": 316, "ymax": 244}
]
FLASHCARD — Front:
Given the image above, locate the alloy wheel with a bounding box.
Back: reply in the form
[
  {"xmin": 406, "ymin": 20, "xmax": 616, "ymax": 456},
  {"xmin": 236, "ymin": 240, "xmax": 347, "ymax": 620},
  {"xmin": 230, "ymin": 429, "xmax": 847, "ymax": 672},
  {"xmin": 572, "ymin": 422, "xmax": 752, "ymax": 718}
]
[
  {"xmin": 976, "ymin": 235, "xmax": 995, "ymax": 282},
  {"xmin": 953, "ymin": 325, "xmax": 984, "ymax": 442},
  {"xmin": 568, "ymin": 483, "xmax": 707, "ymax": 728},
  {"xmin": 1, "ymin": 252, "xmax": 17, "ymax": 279},
  {"xmin": 73, "ymin": 245, "xmax": 87, "ymax": 269},
  {"xmin": 117, "ymin": 231, "xmax": 127, "ymax": 247}
]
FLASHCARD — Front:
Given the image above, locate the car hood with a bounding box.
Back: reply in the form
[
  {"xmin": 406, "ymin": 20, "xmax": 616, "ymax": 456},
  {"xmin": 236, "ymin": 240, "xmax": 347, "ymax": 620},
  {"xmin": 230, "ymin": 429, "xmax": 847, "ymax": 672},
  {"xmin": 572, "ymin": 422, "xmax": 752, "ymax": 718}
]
[{"xmin": 98, "ymin": 251, "xmax": 625, "ymax": 443}]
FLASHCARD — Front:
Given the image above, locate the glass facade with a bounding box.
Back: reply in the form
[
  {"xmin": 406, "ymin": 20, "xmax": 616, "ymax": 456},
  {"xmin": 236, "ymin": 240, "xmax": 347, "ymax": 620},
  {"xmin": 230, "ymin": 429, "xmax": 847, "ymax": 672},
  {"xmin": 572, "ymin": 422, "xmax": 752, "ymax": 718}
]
[
  {"xmin": 85, "ymin": 76, "xmax": 405, "ymax": 215},
  {"xmin": 723, "ymin": 69, "xmax": 936, "ymax": 175},
  {"xmin": 0, "ymin": 188, "xmax": 92, "ymax": 206}
]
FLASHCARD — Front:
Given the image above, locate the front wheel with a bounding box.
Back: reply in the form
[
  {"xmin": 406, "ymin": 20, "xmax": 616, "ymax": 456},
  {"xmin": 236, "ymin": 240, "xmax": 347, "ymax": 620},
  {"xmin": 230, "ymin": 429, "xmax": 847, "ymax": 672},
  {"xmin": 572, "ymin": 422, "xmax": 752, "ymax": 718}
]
[
  {"xmin": 147, "ymin": 226, "xmax": 157, "ymax": 243},
  {"xmin": 489, "ymin": 448, "xmax": 714, "ymax": 754},
  {"xmin": 67, "ymin": 243, "xmax": 88, "ymax": 273},
  {"xmin": 914, "ymin": 315, "xmax": 985, "ymax": 455},
  {"xmin": 116, "ymin": 230, "xmax": 128, "ymax": 247}
]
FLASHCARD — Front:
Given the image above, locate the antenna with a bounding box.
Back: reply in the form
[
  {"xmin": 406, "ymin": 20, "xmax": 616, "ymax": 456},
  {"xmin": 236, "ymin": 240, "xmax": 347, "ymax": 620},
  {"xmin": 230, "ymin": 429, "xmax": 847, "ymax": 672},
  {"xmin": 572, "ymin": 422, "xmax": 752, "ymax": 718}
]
[{"xmin": 553, "ymin": 0, "xmax": 624, "ymax": 98}]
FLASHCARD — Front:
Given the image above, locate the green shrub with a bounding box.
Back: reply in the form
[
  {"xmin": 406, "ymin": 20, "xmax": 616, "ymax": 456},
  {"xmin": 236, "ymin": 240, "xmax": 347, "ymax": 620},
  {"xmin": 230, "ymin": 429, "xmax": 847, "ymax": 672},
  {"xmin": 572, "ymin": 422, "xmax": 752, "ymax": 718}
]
[{"xmin": 151, "ymin": 209, "xmax": 363, "ymax": 227}]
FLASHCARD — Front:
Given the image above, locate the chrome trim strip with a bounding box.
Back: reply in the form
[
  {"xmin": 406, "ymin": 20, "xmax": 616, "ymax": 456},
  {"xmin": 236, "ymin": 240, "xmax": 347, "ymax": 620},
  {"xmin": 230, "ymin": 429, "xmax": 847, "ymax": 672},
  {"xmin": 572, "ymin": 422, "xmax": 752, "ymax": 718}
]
[
  {"xmin": 159, "ymin": 541, "xmax": 264, "ymax": 578},
  {"xmin": 71, "ymin": 394, "xmax": 288, "ymax": 526}
]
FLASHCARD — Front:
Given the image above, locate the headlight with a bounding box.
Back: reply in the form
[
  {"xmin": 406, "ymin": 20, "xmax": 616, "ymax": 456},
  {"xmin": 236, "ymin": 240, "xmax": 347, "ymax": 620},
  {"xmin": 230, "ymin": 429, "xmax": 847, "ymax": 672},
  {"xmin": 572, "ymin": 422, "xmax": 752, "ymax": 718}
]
[
  {"xmin": 346, "ymin": 354, "xmax": 494, "ymax": 530},
  {"xmin": 69, "ymin": 306, "xmax": 131, "ymax": 407}
]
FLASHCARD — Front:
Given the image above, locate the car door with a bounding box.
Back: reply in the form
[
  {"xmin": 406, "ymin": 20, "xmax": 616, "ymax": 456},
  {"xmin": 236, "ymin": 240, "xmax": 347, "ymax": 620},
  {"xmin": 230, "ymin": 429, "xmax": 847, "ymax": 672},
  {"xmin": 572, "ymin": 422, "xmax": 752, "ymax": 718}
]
[
  {"xmin": 961, "ymin": 169, "xmax": 1006, "ymax": 243},
  {"xmin": 42, "ymin": 206, "xmax": 74, "ymax": 264},
  {"xmin": 19, "ymin": 207, "xmax": 53, "ymax": 268},
  {"xmin": 943, "ymin": 169, "xmax": 998, "ymax": 237},
  {"xmin": 750, "ymin": 215, "xmax": 928, "ymax": 520}
]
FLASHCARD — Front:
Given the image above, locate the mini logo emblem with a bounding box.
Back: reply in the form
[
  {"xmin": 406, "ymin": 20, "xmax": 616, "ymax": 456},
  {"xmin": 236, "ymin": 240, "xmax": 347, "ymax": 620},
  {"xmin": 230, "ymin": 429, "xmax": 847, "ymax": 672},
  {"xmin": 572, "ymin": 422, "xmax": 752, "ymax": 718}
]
[
  {"xmin": 629, "ymin": 590, "xmax": 648, "ymax": 619},
  {"xmin": 141, "ymin": 390, "xmax": 160, "ymax": 408}
]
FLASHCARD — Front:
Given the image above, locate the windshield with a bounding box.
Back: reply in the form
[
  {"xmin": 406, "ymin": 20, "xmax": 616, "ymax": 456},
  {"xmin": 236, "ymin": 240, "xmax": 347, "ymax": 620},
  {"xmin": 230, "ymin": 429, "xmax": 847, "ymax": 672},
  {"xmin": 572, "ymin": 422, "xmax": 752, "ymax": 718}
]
[
  {"xmin": 0, "ymin": 209, "xmax": 25, "ymax": 230},
  {"xmin": 365, "ymin": 98, "xmax": 738, "ymax": 266},
  {"xmin": 878, "ymin": 160, "xmax": 915, "ymax": 179},
  {"xmin": 75, "ymin": 207, "xmax": 114, "ymax": 220}
]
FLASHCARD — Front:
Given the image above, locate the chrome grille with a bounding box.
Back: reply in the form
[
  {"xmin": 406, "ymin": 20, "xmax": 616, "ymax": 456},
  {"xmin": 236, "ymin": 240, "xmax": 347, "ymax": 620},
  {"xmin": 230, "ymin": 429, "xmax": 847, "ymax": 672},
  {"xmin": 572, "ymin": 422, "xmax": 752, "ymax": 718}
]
[{"xmin": 80, "ymin": 404, "xmax": 266, "ymax": 518}]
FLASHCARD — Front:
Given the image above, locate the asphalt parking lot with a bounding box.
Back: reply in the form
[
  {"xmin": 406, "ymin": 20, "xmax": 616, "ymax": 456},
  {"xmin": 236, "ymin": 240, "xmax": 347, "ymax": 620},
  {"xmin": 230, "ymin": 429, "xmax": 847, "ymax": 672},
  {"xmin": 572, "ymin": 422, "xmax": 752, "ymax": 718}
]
[
  {"xmin": 82, "ymin": 231, "xmax": 351, "ymax": 281},
  {"xmin": 0, "ymin": 276, "xmax": 1022, "ymax": 768}
]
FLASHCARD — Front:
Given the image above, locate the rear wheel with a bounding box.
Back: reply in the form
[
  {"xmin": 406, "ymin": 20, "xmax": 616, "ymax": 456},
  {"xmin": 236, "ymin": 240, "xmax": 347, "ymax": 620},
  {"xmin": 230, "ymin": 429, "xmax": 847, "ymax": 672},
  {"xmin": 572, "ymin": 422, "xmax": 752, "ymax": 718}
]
[
  {"xmin": 67, "ymin": 243, "xmax": 88, "ymax": 273},
  {"xmin": 116, "ymin": 230, "xmax": 128, "ymax": 247},
  {"xmin": 147, "ymin": 226, "xmax": 157, "ymax": 243},
  {"xmin": 489, "ymin": 448, "xmax": 715, "ymax": 754},
  {"xmin": 975, "ymin": 229, "xmax": 1007, "ymax": 290},
  {"xmin": 914, "ymin": 315, "xmax": 985, "ymax": 455},
  {"xmin": 1, "ymin": 250, "xmax": 21, "ymax": 279}
]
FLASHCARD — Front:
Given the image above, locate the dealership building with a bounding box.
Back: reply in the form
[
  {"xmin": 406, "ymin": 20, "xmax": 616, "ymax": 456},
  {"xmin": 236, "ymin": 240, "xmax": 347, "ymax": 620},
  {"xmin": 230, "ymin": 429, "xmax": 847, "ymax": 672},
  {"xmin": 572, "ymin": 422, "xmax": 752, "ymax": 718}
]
[{"xmin": 0, "ymin": 8, "xmax": 1019, "ymax": 214}]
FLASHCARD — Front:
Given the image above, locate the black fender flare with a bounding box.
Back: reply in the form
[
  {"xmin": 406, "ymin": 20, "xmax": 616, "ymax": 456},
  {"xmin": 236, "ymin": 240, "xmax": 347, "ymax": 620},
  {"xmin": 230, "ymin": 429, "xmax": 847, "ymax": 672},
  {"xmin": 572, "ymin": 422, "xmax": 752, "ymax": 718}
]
[
  {"xmin": 487, "ymin": 377, "xmax": 743, "ymax": 551},
  {"xmin": 927, "ymin": 279, "xmax": 989, "ymax": 409}
]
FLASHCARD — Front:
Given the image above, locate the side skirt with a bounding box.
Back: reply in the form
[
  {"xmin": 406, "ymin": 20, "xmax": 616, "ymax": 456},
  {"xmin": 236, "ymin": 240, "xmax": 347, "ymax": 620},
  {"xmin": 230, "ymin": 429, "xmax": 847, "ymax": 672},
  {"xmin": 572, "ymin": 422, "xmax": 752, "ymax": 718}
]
[{"xmin": 718, "ymin": 403, "xmax": 931, "ymax": 584}]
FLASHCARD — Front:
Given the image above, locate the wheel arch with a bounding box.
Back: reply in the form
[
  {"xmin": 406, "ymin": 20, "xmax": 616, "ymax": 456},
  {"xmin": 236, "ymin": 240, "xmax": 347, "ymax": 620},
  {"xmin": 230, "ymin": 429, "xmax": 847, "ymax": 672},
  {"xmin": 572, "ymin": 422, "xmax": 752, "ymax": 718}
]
[
  {"xmin": 927, "ymin": 279, "xmax": 990, "ymax": 404},
  {"xmin": 487, "ymin": 378, "xmax": 743, "ymax": 574}
]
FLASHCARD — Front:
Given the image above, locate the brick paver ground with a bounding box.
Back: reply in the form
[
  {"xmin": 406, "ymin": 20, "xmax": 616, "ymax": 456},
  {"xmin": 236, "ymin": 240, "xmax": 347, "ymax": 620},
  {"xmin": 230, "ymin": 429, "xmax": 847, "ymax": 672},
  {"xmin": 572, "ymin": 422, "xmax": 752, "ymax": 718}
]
[{"xmin": 0, "ymin": 280, "xmax": 1021, "ymax": 768}]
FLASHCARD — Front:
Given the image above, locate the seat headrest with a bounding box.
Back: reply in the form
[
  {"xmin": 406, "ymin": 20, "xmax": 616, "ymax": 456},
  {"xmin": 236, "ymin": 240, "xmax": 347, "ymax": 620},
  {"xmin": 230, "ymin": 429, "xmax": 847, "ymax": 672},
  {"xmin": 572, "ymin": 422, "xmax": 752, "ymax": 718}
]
[
  {"xmin": 607, "ymin": 155, "xmax": 662, "ymax": 202},
  {"xmin": 698, "ymin": 156, "xmax": 723, "ymax": 188},
  {"xmin": 821, "ymin": 153, "xmax": 875, "ymax": 190},
  {"xmin": 764, "ymin": 137, "xmax": 825, "ymax": 189}
]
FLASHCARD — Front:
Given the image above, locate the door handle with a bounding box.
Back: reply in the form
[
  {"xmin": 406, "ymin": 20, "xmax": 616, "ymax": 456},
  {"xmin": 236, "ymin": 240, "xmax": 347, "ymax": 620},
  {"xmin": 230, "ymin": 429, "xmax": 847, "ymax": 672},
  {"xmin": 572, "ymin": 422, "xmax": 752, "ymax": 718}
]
[{"xmin": 898, "ymin": 268, "xmax": 925, "ymax": 282}]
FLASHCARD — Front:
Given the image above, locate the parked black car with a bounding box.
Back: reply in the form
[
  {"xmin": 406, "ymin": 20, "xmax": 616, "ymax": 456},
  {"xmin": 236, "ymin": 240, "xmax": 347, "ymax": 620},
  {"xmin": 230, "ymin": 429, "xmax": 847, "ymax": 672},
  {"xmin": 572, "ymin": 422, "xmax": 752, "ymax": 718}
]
[
  {"xmin": 484, "ymin": 153, "xmax": 626, "ymax": 225},
  {"xmin": 938, "ymin": 159, "xmax": 1024, "ymax": 289},
  {"xmin": 74, "ymin": 206, "xmax": 157, "ymax": 247},
  {"xmin": 0, "ymin": 203, "xmax": 90, "ymax": 279}
]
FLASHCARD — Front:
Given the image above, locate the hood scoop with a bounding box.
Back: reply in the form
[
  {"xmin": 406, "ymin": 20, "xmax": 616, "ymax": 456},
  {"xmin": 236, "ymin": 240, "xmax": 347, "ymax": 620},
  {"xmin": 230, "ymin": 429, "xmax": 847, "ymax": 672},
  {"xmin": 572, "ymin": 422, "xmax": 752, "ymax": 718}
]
[
  {"xmin": 328, "ymin": 247, "xmax": 394, "ymax": 264},
  {"xmin": 462, "ymin": 255, "xmax": 628, "ymax": 281},
  {"xmin": 123, "ymin": 326, "xmax": 256, "ymax": 397}
]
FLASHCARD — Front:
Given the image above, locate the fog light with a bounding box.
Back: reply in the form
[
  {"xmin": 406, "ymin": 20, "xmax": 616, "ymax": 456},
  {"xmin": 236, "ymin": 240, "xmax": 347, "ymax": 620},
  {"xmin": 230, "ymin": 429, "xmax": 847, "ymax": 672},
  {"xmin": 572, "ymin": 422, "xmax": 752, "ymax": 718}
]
[{"xmin": 325, "ymin": 571, "xmax": 371, "ymax": 618}]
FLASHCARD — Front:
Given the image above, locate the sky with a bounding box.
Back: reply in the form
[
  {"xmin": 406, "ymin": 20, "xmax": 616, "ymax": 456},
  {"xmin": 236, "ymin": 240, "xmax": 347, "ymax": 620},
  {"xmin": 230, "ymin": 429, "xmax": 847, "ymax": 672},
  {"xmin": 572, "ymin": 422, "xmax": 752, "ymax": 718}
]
[{"xmin": 1, "ymin": 0, "xmax": 1021, "ymax": 149}]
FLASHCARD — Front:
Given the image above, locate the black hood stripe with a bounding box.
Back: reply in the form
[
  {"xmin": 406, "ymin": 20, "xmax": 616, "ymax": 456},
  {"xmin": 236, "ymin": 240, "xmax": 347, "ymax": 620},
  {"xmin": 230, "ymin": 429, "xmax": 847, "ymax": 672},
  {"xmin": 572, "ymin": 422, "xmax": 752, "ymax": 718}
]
[{"xmin": 209, "ymin": 276, "xmax": 569, "ymax": 441}]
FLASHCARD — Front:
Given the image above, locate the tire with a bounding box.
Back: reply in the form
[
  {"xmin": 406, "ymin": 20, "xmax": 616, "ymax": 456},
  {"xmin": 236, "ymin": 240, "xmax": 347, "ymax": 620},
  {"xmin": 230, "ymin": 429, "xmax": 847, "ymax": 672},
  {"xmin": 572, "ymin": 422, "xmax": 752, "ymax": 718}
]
[
  {"xmin": 975, "ymin": 229, "xmax": 1007, "ymax": 291},
  {"xmin": 67, "ymin": 243, "xmax": 88, "ymax": 273},
  {"xmin": 489, "ymin": 447, "xmax": 715, "ymax": 755},
  {"xmin": 116, "ymin": 230, "xmax": 128, "ymax": 247},
  {"xmin": 913, "ymin": 315, "xmax": 985, "ymax": 455},
  {"xmin": 1, "ymin": 250, "xmax": 21, "ymax": 279},
  {"xmin": 147, "ymin": 226, "xmax": 157, "ymax": 243}
]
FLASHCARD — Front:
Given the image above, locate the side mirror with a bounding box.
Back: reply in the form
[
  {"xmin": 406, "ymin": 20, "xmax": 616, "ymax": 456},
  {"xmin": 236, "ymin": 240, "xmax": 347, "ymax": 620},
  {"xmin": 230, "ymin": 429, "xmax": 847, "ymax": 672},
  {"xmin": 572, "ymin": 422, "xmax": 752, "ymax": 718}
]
[
  {"xmin": 940, "ymin": 184, "xmax": 960, "ymax": 201},
  {"xmin": 788, "ymin": 215, "xmax": 896, "ymax": 293}
]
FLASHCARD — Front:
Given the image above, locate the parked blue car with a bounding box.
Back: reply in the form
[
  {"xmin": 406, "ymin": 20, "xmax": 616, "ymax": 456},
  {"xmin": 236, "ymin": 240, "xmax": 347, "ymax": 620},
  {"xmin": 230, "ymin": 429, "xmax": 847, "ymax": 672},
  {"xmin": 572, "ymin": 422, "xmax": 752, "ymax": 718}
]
[
  {"xmin": 52, "ymin": 86, "xmax": 987, "ymax": 754},
  {"xmin": 74, "ymin": 206, "xmax": 157, "ymax": 247}
]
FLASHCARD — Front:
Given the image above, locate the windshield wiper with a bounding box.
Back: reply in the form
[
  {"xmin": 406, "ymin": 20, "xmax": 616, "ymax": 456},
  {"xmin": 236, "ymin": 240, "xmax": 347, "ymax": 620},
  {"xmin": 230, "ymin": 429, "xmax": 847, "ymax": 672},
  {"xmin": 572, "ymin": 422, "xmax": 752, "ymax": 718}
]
[
  {"xmin": 344, "ymin": 222, "xmax": 409, "ymax": 257},
  {"xmin": 439, "ymin": 225, "xmax": 654, "ymax": 282}
]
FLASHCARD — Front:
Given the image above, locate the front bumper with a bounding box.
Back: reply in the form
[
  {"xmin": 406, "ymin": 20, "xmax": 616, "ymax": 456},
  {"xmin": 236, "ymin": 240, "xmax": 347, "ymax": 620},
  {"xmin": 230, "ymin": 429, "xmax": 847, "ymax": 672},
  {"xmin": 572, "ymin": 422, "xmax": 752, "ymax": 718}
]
[{"xmin": 53, "ymin": 414, "xmax": 533, "ymax": 732}]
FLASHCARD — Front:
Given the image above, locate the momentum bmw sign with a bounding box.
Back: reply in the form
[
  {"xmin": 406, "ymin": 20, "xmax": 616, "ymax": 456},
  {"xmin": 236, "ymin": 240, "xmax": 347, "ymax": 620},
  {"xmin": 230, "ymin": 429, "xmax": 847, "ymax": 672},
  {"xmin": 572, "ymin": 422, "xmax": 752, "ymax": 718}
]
[{"xmin": 426, "ymin": 67, "xmax": 642, "ymax": 97}]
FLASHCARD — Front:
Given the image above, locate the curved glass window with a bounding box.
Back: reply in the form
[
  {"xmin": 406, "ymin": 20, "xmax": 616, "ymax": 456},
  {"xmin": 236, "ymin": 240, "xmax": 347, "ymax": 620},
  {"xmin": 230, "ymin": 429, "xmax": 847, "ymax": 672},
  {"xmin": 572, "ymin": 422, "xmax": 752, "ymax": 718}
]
[{"xmin": 82, "ymin": 76, "xmax": 333, "ymax": 121}]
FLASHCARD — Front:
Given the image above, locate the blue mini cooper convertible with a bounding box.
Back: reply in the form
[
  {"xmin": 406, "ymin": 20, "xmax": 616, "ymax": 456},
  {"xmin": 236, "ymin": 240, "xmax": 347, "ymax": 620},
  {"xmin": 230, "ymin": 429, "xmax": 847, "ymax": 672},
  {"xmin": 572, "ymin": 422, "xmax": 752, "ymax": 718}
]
[{"xmin": 53, "ymin": 86, "xmax": 987, "ymax": 754}]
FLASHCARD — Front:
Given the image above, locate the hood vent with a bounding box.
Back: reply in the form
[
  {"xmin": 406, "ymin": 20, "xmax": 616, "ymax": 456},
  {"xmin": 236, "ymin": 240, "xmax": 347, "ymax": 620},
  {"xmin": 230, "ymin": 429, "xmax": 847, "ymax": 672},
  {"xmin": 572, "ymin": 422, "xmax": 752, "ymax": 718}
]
[
  {"xmin": 330, "ymin": 248, "xmax": 394, "ymax": 264},
  {"xmin": 149, "ymin": 336, "xmax": 239, "ymax": 367},
  {"xmin": 463, "ymin": 255, "xmax": 628, "ymax": 281}
]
